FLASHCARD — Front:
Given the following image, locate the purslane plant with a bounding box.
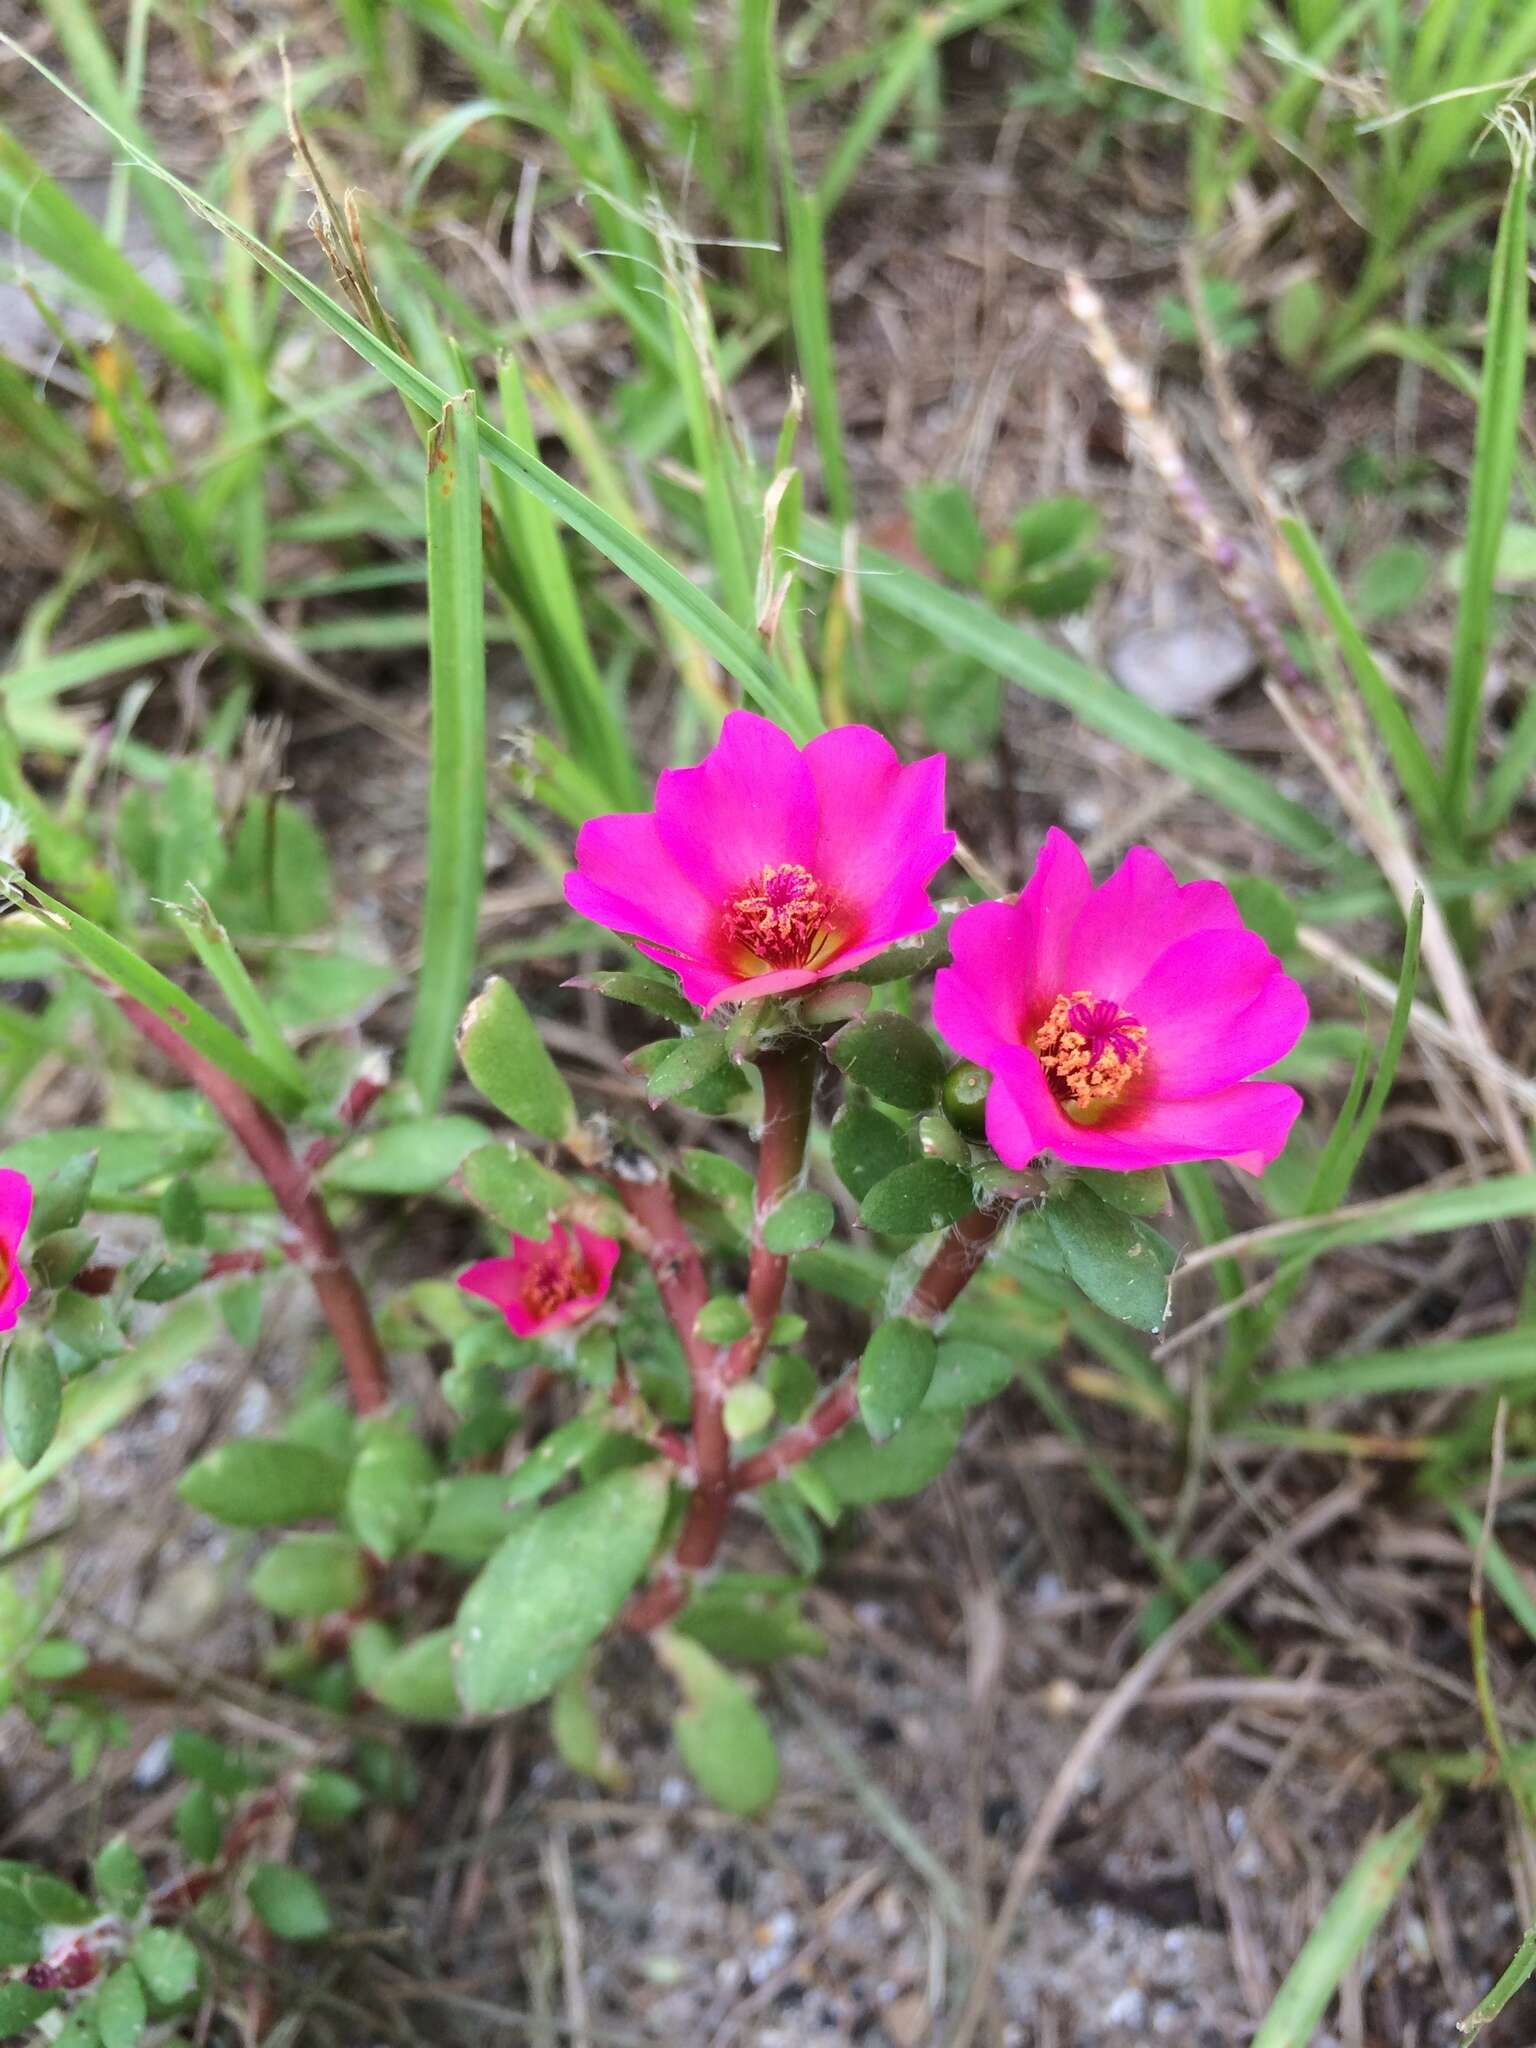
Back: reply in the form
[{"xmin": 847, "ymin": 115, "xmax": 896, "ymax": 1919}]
[{"xmin": 0, "ymin": 714, "xmax": 1308, "ymax": 1828}]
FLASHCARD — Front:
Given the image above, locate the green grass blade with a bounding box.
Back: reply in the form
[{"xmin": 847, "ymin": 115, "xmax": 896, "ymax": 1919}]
[
  {"xmin": 799, "ymin": 523, "xmax": 1336, "ymax": 858},
  {"xmin": 1257, "ymin": 1330, "xmax": 1536, "ymax": 1406},
  {"xmin": 2, "ymin": 623, "xmax": 212, "ymax": 707},
  {"xmin": 167, "ymin": 891, "xmax": 311, "ymax": 1106},
  {"xmin": 5, "ymin": 52, "xmax": 819, "ymax": 742},
  {"xmin": 1476, "ymin": 678, "xmax": 1536, "ymax": 836},
  {"xmin": 7, "ymin": 876, "xmax": 307, "ymax": 1118},
  {"xmin": 1460, "ymin": 1921, "xmax": 1536, "ymax": 2040},
  {"xmin": 1446, "ymin": 1498, "xmax": 1536, "ymax": 1646},
  {"xmin": 489, "ymin": 356, "xmax": 637, "ymax": 803},
  {"xmin": 660, "ymin": 242, "xmax": 757, "ymax": 627},
  {"xmin": 0, "ymin": 126, "xmax": 220, "ymax": 388},
  {"xmin": 1280, "ymin": 517, "xmax": 1440, "ymax": 834},
  {"xmin": 814, "ymin": 0, "xmax": 1024, "ymax": 217},
  {"xmin": 1248, "ymin": 1795, "xmax": 1439, "ymax": 2048},
  {"xmin": 38, "ymin": 0, "xmax": 207, "ymax": 282},
  {"xmin": 784, "ymin": 182, "xmax": 853, "ymax": 526},
  {"xmin": 403, "ymin": 395, "xmax": 488, "ymax": 1114},
  {"xmin": 1441, "ymin": 139, "xmax": 1530, "ymax": 841},
  {"xmin": 1308, "ymin": 895, "xmax": 1422, "ymax": 1203},
  {"xmin": 1206, "ymin": 1172, "xmax": 1536, "ymax": 1272}
]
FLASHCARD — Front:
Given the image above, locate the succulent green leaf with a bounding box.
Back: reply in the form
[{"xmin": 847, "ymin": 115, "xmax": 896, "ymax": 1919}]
[
  {"xmin": 460, "ymin": 1144, "xmax": 570, "ymax": 1241},
  {"xmin": 2, "ymin": 1337, "xmax": 61, "ymax": 1469},
  {"xmin": 345, "ymin": 1419, "xmax": 436, "ymax": 1559},
  {"xmin": 829, "ymin": 1012, "xmax": 945, "ymax": 1110},
  {"xmin": 830, "ymin": 1099, "xmax": 916, "ymax": 1201},
  {"xmin": 857, "ymin": 1318, "xmax": 937, "ymax": 1440},
  {"xmin": 248, "ymin": 1534, "xmax": 368, "ymax": 1618},
  {"xmin": 455, "ymin": 1465, "xmax": 669, "ymax": 1714},
  {"xmin": 859, "ymin": 1159, "xmax": 974, "ymax": 1236},
  {"xmin": 28, "ymin": 1151, "xmax": 96, "ymax": 1237},
  {"xmin": 458, "ymin": 977, "xmax": 576, "ymax": 1141},
  {"xmin": 1042, "ymin": 1178, "xmax": 1177, "ymax": 1331},
  {"xmin": 246, "ymin": 1863, "xmax": 331, "ymax": 1942},
  {"xmin": 322, "ymin": 1116, "xmax": 487, "ymax": 1195},
  {"xmin": 761, "ymin": 1189, "xmax": 834, "ymax": 1255},
  {"xmin": 808, "ymin": 1411, "xmax": 963, "ymax": 1505},
  {"xmin": 129, "ymin": 1928, "xmax": 199, "ymax": 2006},
  {"xmin": 657, "ymin": 1632, "xmax": 780, "ymax": 1816},
  {"xmin": 179, "ymin": 1440, "xmax": 348, "ymax": 1529},
  {"xmin": 368, "ymin": 1630, "xmax": 460, "ymax": 1722}
]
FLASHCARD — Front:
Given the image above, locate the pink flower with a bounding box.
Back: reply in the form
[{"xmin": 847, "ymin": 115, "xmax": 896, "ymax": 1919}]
[
  {"xmin": 458, "ymin": 1221, "xmax": 621, "ymax": 1338},
  {"xmin": 932, "ymin": 830, "xmax": 1307, "ymax": 1175},
  {"xmin": 0, "ymin": 1170, "xmax": 31, "ymax": 1332},
  {"xmin": 564, "ymin": 712, "xmax": 954, "ymax": 1011}
]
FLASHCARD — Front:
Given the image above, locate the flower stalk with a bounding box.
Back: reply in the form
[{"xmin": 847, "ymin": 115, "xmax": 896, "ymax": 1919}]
[
  {"xmin": 723, "ymin": 1035, "xmax": 817, "ymax": 1386},
  {"xmin": 730, "ymin": 1198, "xmax": 1017, "ymax": 1492},
  {"xmin": 115, "ymin": 997, "xmax": 390, "ymax": 1415}
]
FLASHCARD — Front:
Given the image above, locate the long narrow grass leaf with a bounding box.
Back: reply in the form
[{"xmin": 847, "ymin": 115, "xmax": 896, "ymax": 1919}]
[
  {"xmin": 1257, "ymin": 1330, "xmax": 1536, "ymax": 1406},
  {"xmin": 7, "ymin": 876, "xmax": 307, "ymax": 1117},
  {"xmin": 1248, "ymin": 1796, "xmax": 1439, "ymax": 2048},
  {"xmin": 799, "ymin": 522, "xmax": 1336, "ymax": 857},
  {"xmin": 403, "ymin": 395, "xmax": 488, "ymax": 1112},
  {"xmin": 0, "ymin": 43, "xmax": 819, "ymax": 742},
  {"xmin": 1280, "ymin": 517, "xmax": 1439, "ymax": 833},
  {"xmin": 1441, "ymin": 140, "xmax": 1530, "ymax": 838}
]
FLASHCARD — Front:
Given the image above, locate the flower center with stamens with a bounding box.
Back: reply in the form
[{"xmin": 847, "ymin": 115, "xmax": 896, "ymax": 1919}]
[
  {"xmin": 723, "ymin": 862, "xmax": 835, "ymax": 971},
  {"xmin": 522, "ymin": 1242, "xmax": 594, "ymax": 1321},
  {"xmin": 1034, "ymin": 990, "xmax": 1147, "ymax": 1113}
]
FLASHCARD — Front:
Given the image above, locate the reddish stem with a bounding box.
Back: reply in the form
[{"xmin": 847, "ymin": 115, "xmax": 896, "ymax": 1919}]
[
  {"xmin": 302, "ymin": 1058, "xmax": 389, "ymax": 1173},
  {"xmin": 731, "ymin": 1202, "xmax": 1017, "ymax": 1493},
  {"xmin": 722, "ymin": 1038, "xmax": 816, "ymax": 1388},
  {"xmin": 116, "ymin": 998, "xmax": 389, "ymax": 1415},
  {"xmin": 606, "ymin": 1145, "xmax": 729, "ymax": 1569},
  {"xmin": 619, "ymin": 1568, "xmax": 688, "ymax": 1633}
]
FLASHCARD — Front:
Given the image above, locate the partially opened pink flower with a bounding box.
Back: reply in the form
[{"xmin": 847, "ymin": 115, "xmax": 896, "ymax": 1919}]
[
  {"xmin": 458, "ymin": 1221, "xmax": 620, "ymax": 1339},
  {"xmin": 565, "ymin": 712, "xmax": 954, "ymax": 1011},
  {"xmin": 0, "ymin": 1170, "xmax": 30, "ymax": 1332},
  {"xmin": 933, "ymin": 830, "xmax": 1306, "ymax": 1174}
]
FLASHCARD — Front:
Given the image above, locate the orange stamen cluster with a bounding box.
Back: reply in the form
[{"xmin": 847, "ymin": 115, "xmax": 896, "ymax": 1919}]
[
  {"xmin": 522, "ymin": 1242, "xmax": 594, "ymax": 1319},
  {"xmin": 1034, "ymin": 990, "xmax": 1147, "ymax": 1111},
  {"xmin": 723, "ymin": 862, "xmax": 835, "ymax": 970}
]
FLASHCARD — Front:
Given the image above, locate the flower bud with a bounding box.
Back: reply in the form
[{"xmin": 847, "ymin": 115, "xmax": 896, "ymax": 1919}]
[{"xmin": 941, "ymin": 1061, "xmax": 991, "ymax": 1135}]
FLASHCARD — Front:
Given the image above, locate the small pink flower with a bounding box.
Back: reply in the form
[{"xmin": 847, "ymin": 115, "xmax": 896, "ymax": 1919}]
[
  {"xmin": 564, "ymin": 712, "xmax": 955, "ymax": 1011},
  {"xmin": 458, "ymin": 1221, "xmax": 621, "ymax": 1338},
  {"xmin": 0, "ymin": 1169, "xmax": 31, "ymax": 1331},
  {"xmin": 933, "ymin": 830, "xmax": 1307, "ymax": 1175}
]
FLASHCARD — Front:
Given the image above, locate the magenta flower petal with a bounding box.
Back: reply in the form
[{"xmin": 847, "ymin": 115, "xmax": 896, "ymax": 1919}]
[
  {"xmin": 565, "ymin": 811, "xmax": 716, "ymax": 959},
  {"xmin": 567, "ymin": 713, "xmax": 954, "ymax": 1009},
  {"xmin": 1105, "ymin": 1083, "xmax": 1303, "ymax": 1174},
  {"xmin": 458, "ymin": 1220, "xmax": 621, "ymax": 1339},
  {"xmin": 942, "ymin": 898, "xmax": 1034, "ymax": 1042},
  {"xmin": 932, "ymin": 831, "xmax": 1308, "ymax": 1176},
  {"xmin": 1012, "ymin": 827, "xmax": 1095, "ymax": 1018},
  {"xmin": 1063, "ymin": 845, "xmax": 1241, "ymax": 996},
  {"xmin": 804, "ymin": 731, "xmax": 954, "ymax": 914},
  {"xmin": 653, "ymin": 712, "xmax": 817, "ymax": 904},
  {"xmin": 1128, "ymin": 928, "xmax": 1308, "ymax": 1096},
  {"xmin": 0, "ymin": 1169, "xmax": 30, "ymax": 1333}
]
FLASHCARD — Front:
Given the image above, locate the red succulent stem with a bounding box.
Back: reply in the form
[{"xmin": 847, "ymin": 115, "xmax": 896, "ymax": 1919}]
[
  {"xmin": 302, "ymin": 1057, "xmax": 390, "ymax": 1173},
  {"xmin": 115, "ymin": 998, "xmax": 389, "ymax": 1415},
  {"xmin": 731, "ymin": 1201, "xmax": 1017, "ymax": 1493},
  {"xmin": 721, "ymin": 1037, "xmax": 817, "ymax": 1388},
  {"xmin": 606, "ymin": 1148, "xmax": 729, "ymax": 1569}
]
